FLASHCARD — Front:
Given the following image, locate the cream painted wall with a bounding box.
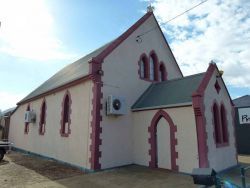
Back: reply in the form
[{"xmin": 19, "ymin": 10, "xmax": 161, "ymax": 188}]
[
  {"xmin": 204, "ymin": 70, "xmax": 237, "ymax": 171},
  {"xmin": 100, "ymin": 14, "xmax": 183, "ymax": 169},
  {"xmin": 132, "ymin": 107, "xmax": 199, "ymax": 173},
  {"xmin": 9, "ymin": 80, "xmax": 93, "ymax": 169},
  {"xmin": 157, "ymin": 118, "xmax": 171, "ymax": 169}
]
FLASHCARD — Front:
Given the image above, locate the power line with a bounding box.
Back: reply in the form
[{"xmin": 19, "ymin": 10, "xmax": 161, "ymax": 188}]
[{"xmin": 136, "ymin": 0, "xmax": 209, "ymax": 39}]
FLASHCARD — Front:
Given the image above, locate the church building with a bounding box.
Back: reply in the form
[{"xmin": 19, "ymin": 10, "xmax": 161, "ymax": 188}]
[{"xmin": 9, "ymin": 10, "xmax": 237, "ymax": 173}]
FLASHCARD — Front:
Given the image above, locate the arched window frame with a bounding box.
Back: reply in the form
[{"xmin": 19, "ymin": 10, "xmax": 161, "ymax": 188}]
[
  {"xmin": 212, "ymin": 101, "xmax": 230, "ymax": 147},
  {"xmin": 24, "ymin": 104, "xmax": 30, "ymax": 134},
  {"xmin": 212, "ymin": 102, "xmax": 221, "ymax": 144},
  {"xmin": 159, "ymin": 62, "xmax": 167, "ymax": 81},
  {"xmin": 60, "ymin": 91, "xmax": 72, "ymax": 137},
  {"xmin": 39, "ymin": 99, "xmax": 46, "ymax": 135},
  {"xmin": 220, "ymin": 103, "xmax": 229, "ymax": 144},
  {"xmin": 149, "ymin": 51, "xmax": 159, "ymax": 81},
  {"xmin": 138, "ymin": 53, "xmax": 149, "ymax": 79}
]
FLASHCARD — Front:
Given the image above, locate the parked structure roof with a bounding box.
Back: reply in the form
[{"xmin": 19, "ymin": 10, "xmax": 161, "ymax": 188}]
[{"xmin": 233, "ymin": 95, "xmax": 250, "ymax": 107}]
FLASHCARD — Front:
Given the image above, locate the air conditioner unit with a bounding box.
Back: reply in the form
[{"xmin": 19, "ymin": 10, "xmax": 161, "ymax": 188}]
[
  {"xmin": 106, "ymin": 95, "xmax": 127, "ymax": 115},
  {"xmin": 24, "ymin": 111, "xmax": 36, "ymax": 123}
]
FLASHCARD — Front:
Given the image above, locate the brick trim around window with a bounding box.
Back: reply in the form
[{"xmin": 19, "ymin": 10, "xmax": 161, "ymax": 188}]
[
  {"xmin": 159, "ymin": 62, "xmax": 167, "ymax": 81},
  {"xmin": 220, "ymin": 102, "xmax": 229, "ymax": 144},
  {"xmin": 212, "ymin": 101, "xmax": 222, "ymax": 145},
  {"xmin": 39, "ymin": 98, "xmax": 46, "ymax": 135},
  {"xmin": 138, "ymin": 53, "xmax": 149, "ymax": 80},
  {"xmin": 60, "ymin": 90, "xmax": 72, "ymax": 137},
  {"xmin": 24, "ymin": 104, "xmax": 30, "ymax": 134},
  {"xmin": 211, "ymin": 100, "xmax": 230, "ymax": 148},
  {"xmin": 149, "ymin": 50, "xmax": 159, "ymax": 82}
]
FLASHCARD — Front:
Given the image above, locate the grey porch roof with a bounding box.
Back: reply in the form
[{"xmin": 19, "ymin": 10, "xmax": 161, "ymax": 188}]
[
  {"xmin": 233, "ymin": 95, "xmax": 250, "ymax": 107},
  {"xmin": 132, "ymin": 73, "xmax": 205, "ymax": 111},
  {"xmin": 18, "ymin": 42, "xmax": 111, "ymax": 104}
]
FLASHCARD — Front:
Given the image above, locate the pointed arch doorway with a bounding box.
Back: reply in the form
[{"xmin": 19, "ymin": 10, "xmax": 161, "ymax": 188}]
[{"xmin": 148, "ymin": 110, "xmax": 179, "ymax": 171}]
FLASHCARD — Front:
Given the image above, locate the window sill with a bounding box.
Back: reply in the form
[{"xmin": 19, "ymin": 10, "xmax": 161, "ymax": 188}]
[
  {"xmin": 60, "ymin": 133, "xmax": 70, "ymax": 137},
  {"xmin": 140, "ymin": 77, "xmax": 159, "ymax": 83},
  {"xmin": 216, "ymin": 142, "xmax": 229, "ymax": 148}
]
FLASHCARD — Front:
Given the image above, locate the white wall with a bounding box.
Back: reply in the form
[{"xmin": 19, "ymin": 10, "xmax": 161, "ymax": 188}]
[
  {"xmin": 100, "ymin": 14, "xmax": 182, "ymax": 169},
  {"xmin": 9, "ymin": 80, "xmax": 93, "ymax": 169},
  {"xmin": 204, "ymin": 70, "xmax": 237, "ymax": 171},
  {"xmin": 132, "ymin": 107, "xmax": 199, "ymax": 173}
]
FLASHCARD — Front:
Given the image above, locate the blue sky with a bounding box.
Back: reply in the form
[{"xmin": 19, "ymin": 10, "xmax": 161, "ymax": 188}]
[{"xmin": 0, "ymin": 0, "xmax": 249, "ymax": 110}]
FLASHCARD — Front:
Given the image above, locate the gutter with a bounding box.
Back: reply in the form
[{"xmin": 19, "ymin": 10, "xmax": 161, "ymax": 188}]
[{"xmin": 131, "ymin": 102, "xmax": 193, "ymax": 112}]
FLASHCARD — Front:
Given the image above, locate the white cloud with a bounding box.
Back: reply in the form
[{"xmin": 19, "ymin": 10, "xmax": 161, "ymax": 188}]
[
  {"xmin": 151, "ymin": 0, "xmax": 250, "ymax": 87},
  {"xmin": 0, "ymin": 91, "xmax": 25, "ymax": 110},
  {"xmin": 0, "ymin": 0, "xmax": 75, "ymax": 61}
]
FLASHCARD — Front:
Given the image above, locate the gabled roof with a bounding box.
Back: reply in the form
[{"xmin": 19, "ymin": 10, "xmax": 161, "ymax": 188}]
[
  {"xmin": 18, "ymin": 43, "xmax": 110, "ymax": 105},
  {"xmin": 18, "ymin": 11, "xmax": 183, "ymax": 105},
  {"xmin": 233, "ymin": 95, "xmax": 250, "ymax": 107},
  {"xmin": 18, "ymin": 12, "xmax": 154, "ymax": 105},
  {"xmin": 132, "ymin": 73, "xmax": 205, "ymax": 111}
]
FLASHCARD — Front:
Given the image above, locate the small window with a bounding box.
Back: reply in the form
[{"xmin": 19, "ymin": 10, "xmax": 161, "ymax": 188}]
[
  {"xmin": 149, "ymin": 52, "xmax": 158, "ymax": 81},
  {"xmin": 140, "ymin": 60, "xmax": 145, "ymax": 78},
  {"xmin": 60, "ymin": 91, "xmax": 72, "ymax": 137},
  {"xmin": 24, "ymin": 105, "xmax": 30, "ymax": 134},
  {"xmin": 39, "ymin": 100, "xmax": 46, "ymax": 135},
  {"xmin": 213, "ymin": 103, "xmax": 221, "ymax": 144},
  {"xmin": 159, "ymin": 63, "xmax": 167, "ymax": 81},
  {"xmin": 149, "ymin": 56, "xmax": 154, "ymax": 80},
  {"xmin": 220, "ymin": 104, "xmax": 228, "ymax": 143},
  {"xmin": 139, "ymin": 57, "xmax": 147, "ymax": 79}
]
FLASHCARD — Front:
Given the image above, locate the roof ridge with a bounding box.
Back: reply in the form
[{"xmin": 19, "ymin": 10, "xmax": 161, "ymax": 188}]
[{"xmin": 94, "ymin": 12, "xmax": 153, "ymax": 62}]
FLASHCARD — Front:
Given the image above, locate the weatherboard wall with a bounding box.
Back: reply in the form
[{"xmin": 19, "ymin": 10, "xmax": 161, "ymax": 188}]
[
  {"xmin": 132, "ymin": 107, "xmax": 199, "ymax": 173},
  {"xmin": 203, "ymin": 70, "xmax": 237, "ymax": 171},
  {"xmin": 99, "ymin": 14, "xmax": 182, "ymax": 169},
  {"xmin": 9, "ymin": 80, "xmax": 93, "ymax": 169}
]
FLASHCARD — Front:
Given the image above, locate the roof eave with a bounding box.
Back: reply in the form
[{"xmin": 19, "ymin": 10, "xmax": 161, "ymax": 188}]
[
  {"xmin": 17, "ymin": 74, "xmax": 91, "ymax": 106},
  {"xmin": 131, "ymin": 102, "xmax": 193, "ymax": 112}
]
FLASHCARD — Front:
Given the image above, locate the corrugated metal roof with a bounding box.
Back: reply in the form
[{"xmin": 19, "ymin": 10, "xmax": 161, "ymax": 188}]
[
  {"xmin": 233, "ymin": 95, "xmax": 250, "ymax": 107},
  {"xmin": 18, "ymin": 42, "xmax": 111, "ymax": 104},
  {"xmin": 132, "ymin": 73, "xmax": 205, "ymax": 111},
  {"xmin": 1, "ymin": 107, "xmax": 16, "ymax": 117}
]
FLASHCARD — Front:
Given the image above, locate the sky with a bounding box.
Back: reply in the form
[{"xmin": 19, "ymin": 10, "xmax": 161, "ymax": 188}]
[{"xmin": 0, "ymin": 0, "xmax": 249, "ymax": 111}]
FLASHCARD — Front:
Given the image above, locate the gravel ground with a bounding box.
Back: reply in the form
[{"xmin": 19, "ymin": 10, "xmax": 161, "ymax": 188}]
[{"xmin": 0, "ymin": 151, "xmax": 196, "ymax": 188}]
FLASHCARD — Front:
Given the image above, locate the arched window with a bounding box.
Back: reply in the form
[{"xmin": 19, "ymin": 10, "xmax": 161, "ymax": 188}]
[
  {"xmin": 24, "ymin": 105, "xmax": 30, "ymax": 134},
  {"xmin": 220, "ymin": 104, "xmax": 228, "ymax": 143},
  {"xmin": 149, "ymin": 52, "xmax": 158, "ymax": 81},
  {"xmin": 213, "ymin": 103, "xmax": 221, "ymax": 144},
  {"xmin": 139, "ymin": 56, "xmax": 147, "ymax": 79},
  {"xmin": 60, "ymin": 91, "xmax": 72, "ymax": 137},
  {"xmin": 39, "ymin": 100, "xmax": 46, "ymax": 135},
  {"xmin": 159, "ymin": 63, "xmax": 167, "ymax": 81},
  {"xmin": 149, "ymin": 56, "xmax": 155, "ymax": 81}
]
